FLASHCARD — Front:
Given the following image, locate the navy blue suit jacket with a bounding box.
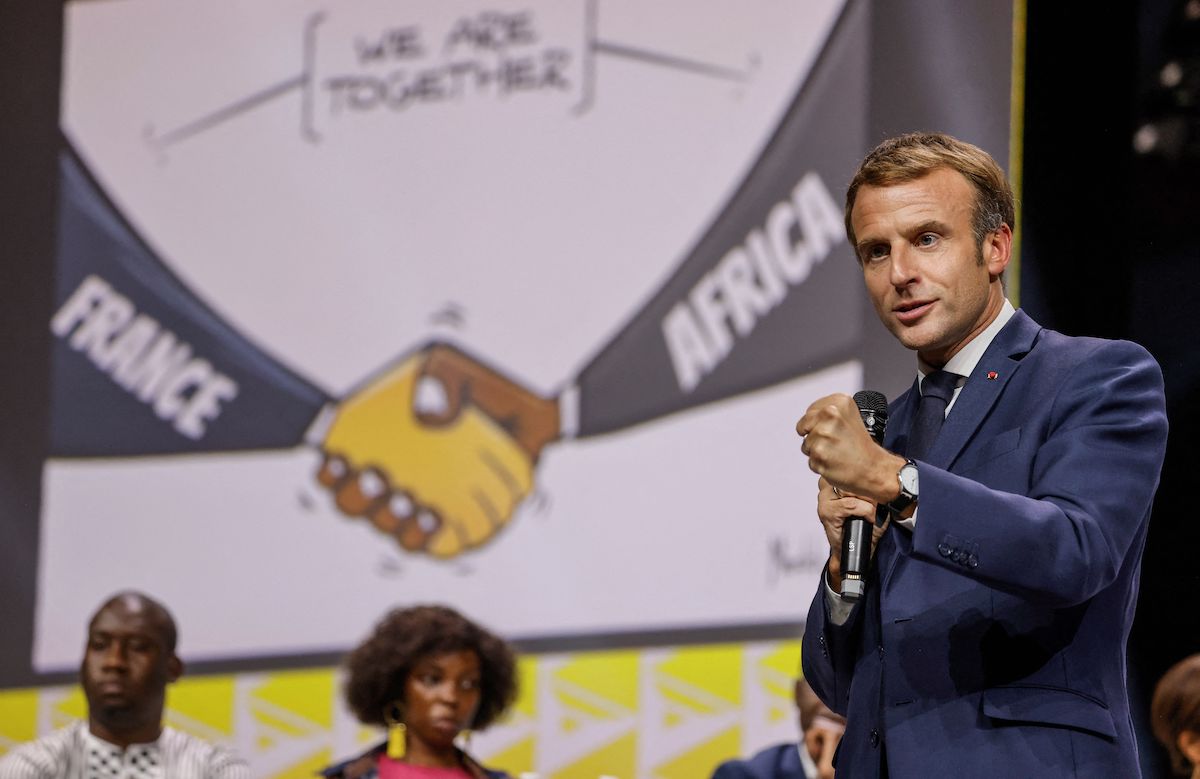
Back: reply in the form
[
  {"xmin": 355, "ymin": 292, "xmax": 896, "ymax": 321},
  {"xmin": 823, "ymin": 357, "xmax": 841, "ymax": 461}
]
[
  {"xmin": 801, "ymin": 310, "xmax": 1168, "ymax": 778},
  {"xmin": 711, "ymin": 742, "xmax": 809, "ymax": 779}
]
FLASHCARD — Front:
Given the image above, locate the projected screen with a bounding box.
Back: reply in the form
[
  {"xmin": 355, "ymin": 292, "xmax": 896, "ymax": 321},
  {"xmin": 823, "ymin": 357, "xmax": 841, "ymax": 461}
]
[{"xmin": 32, "ymin": 0, "xmax": 882, "ymax": 671}]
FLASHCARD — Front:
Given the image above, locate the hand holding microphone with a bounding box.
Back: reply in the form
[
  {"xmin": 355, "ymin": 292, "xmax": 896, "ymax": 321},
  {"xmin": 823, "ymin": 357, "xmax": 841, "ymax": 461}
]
[
  {"xmin": 796, "ymin": 390, "xmax": 898, "ymax": 601},
  {"xmin": 839, "ymin": 391, "xmax": 888, "ymax": 599}
]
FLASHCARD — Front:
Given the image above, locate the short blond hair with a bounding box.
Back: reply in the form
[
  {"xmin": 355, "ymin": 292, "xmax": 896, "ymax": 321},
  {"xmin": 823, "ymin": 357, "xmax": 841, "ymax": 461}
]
[{"xmin": 845, "ymin": 132, "xmax": 1015, "ymax": 248}]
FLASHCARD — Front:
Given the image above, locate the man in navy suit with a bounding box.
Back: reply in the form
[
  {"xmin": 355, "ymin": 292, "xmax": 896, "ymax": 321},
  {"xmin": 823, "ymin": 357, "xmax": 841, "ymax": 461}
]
[
  {"xmin": 795, "ymin": 133, "xmax": 1168, "ymax": 778},
  {"xmin": 711, "ymin": 677, "xmax": 845, "ymax": 779}
]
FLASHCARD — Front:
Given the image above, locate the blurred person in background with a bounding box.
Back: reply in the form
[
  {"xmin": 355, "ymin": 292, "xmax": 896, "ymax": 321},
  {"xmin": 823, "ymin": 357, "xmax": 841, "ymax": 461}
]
[
  {"xmin": 711, "ymin": 675, "xmax": 845, "ymax": 779},
  {"xmin": 1152, "ymin": 653, "xmax": 1200, "ymax": 778},
  {"xmin": 321, "ymin": 605, "xmax": 518, "ymax": 779},
  {"xmin": 0, "ymin": 591, "xmax": 248, "ymax": 779}
]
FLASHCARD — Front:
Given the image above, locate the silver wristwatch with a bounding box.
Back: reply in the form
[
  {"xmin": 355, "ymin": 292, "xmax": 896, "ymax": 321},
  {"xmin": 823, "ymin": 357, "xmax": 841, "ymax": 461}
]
[{"xmin": 886, "ymin": 459, "xmax": 919, "ymax": 516}]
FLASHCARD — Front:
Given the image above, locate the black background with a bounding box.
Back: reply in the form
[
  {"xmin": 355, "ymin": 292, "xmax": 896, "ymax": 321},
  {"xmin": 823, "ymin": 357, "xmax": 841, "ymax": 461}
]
[{"xmin": 1022, "ymin": 2, "xmax": 1200, "ymax": 775}]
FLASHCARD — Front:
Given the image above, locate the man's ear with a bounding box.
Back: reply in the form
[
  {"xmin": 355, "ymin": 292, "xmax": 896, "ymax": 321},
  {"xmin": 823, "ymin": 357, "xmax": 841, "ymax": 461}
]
[
  {"xmin": 984, "ymin": 223, "xmax": 1013, "ymax": 278},
  {"xmin": 166, "ymin": 654, "xmax": 184, "ymax": 684},
  {"xmin": 1178, "ymin": 729, "xmax": 1200, "ymax": 767}
]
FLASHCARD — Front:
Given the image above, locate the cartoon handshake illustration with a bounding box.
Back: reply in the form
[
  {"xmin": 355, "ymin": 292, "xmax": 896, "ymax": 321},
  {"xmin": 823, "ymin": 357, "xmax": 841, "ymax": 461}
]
[{"xmin": 316, "ymin": 343, "xmax": 560, "ymax": 559}]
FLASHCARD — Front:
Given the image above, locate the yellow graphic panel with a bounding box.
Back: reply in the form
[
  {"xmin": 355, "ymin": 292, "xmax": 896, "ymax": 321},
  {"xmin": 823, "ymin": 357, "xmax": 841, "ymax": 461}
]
[
  {"xmin": 759, "ymin": 641, "xmax": 802, "ymax": 682},
  {"xmin": 655, "ymin": 645, "xmax": 742, "ymax": 714},
  {"xmin": 51, "ymin": 688, "xmax": 87, "ymax": 729},
  {"xmin": 652, "ymin": 724, "xmax": 740, "ymax": 779},
  {"xmin": 265, "ymin": 746, "xmax": 335, "ymax": 779},
  {"xmin": 512, "ymin": 655, "xmax": 538, "ymax": 719},
  {"xmin": 757, "ymin": 640, "xmax": 801, "ymax": 723},
  {"xmin": 639, "ymin": 646, "xmax": 745, "ymax": 776},
  {"xmin": 169, "ymin": 674, "xmax": 237, "ymax": 735},
  {"xmin": 252, "ymin": 668, "xmax": 336, "ymax": 730},
  {"xmin": 3, "ymin": 638, "xmax": 804, "ymax": 777},
  {"xmin": 479, "ymin": 656, "xmax": 538, "ymax": 775},
  {"xmin": 485, "ymin": 735, "xmax": 534, "ymax": 776},
  {"xmin": 553, "ymin": 650, "xmax": 639, "ymax": 716},
  {"xmin": 244, "ymin": 670, "xmax": 336, "ymax": 774},
  {"xmin": 550, "ymin": 731, "xmax": 636, "ymax": 779},
  {"xmin": 0, "ymin": 688, "xmax": 40, "ymax": 752}
]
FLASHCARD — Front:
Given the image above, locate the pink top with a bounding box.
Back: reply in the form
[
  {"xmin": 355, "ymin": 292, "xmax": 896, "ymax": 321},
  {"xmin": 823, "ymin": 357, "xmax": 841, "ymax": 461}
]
[{"xmin": 377, "ymin": 756, "xmax": 473, "ymax": 779}]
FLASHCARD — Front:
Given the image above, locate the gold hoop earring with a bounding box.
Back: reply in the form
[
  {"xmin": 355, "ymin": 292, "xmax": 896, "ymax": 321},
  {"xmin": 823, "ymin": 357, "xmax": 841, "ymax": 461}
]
[{"xmin": 383, "ymin": 702, "xmax": 406, "ymax": 760}]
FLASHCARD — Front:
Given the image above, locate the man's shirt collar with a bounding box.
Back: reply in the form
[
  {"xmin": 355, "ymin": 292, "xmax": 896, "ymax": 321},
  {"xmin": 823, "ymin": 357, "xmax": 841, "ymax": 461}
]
[{"xmin": 918, "ymin": 298, "xmax": 1015, "ymax": 385}]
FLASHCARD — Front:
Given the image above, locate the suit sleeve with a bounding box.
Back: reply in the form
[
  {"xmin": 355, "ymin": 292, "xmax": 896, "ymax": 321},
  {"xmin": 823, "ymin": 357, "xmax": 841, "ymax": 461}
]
[
  {"xmin": 909, "ymin": 339, "xmax": 1168, "ymax": 607},
  {"xmin": 709, "ymin": 760, "xmax": 749, "ymax": 779}
]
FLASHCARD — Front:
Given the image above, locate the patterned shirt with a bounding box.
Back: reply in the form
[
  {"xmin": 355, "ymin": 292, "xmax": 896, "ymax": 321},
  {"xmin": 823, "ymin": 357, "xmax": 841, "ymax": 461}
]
[{"xmin": 0, "ymin": 722, "xmax": 248, "ymax": 779}]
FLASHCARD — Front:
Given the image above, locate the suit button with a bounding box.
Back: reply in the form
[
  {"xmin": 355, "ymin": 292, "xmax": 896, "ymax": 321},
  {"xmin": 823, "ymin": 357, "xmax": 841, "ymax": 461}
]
[
  {"xmin": 952, "ymin": 550, "xmax": 966, "ymax": 564},
  {"xmin": 878, "ymin": 645, "xmax": 885, "ymax": 659},
  {"xmin": 937, "ymin": 543, "xmax": 951, "ymax": 557},
  {"xmin": 869, "ymin": 729, "xmax": 880, "ymax": 748},
  {"xmin": 967, "ymin": 553, "xmax": 979, "ymax": 568}
]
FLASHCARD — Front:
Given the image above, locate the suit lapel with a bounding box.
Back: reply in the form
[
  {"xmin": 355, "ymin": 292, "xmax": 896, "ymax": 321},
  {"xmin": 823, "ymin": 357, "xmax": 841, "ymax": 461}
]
[
  {"xmin": 925, "ymin": 310, "xmax": 1042, "ymax": 470},
  {"xmin": 878, "ymin": 310, "xmax": 1041, "ymax": 590},
  {"xmin": 878, "ymin": 382, "xmax": 917, "ymax": 588},
  {"xmin": 884, "ymin": 379, "xmax": 920, "ymax": 455},
  {"xmin": 878, "ymin": 517, "xmax": 909, "ymax": 591}
]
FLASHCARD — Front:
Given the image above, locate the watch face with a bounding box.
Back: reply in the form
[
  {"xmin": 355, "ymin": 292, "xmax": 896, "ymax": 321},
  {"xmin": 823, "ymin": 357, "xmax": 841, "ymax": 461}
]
[{"xmin": 899, "ymin": 463, "xmax": 919, "ymax": 495}]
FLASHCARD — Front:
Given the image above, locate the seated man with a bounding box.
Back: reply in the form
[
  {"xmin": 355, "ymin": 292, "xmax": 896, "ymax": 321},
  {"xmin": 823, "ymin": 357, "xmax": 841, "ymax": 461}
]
[
  {"xmin": 711, "ymin": 676, "xmax": 845, "ymax": 779},
  {"xmin": 0, "ymin": 591, "xmax": 248, "ymax": 778}
]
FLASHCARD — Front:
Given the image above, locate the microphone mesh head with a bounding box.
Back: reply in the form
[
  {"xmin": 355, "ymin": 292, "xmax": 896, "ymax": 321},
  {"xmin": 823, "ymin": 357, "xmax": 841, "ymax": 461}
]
[
  {"xmin": 853, "ymin": 390, "xmax": 889, "ymax": 443},
  {"xmin": 853, "ymin": 390, "xmax": 888, "ymax": 415}
]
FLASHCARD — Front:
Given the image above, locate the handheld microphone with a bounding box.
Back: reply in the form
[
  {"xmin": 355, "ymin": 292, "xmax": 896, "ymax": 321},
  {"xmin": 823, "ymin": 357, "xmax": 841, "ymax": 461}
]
[{"xmin": 839, "ymin": 390, "xmax": 889, "ymax": 602}]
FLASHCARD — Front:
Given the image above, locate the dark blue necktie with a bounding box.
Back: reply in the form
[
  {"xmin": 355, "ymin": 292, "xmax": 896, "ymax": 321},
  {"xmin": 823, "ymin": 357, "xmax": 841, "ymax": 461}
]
[{"xmin": 906, "ymin": 370, "xmax": 960, "ymax": 460}]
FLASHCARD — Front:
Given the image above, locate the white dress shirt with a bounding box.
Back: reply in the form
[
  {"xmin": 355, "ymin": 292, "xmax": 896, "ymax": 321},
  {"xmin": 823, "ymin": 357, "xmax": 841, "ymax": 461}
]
[{"xmin": 0, "ymin": 722, "xmax": 248, "ymax": 779}]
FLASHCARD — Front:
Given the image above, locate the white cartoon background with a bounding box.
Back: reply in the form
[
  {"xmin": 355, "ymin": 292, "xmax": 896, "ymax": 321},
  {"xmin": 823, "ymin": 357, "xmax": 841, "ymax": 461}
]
[{"xmin": 41, "ymin": 0, "xmax": 855, "ymax": 668}]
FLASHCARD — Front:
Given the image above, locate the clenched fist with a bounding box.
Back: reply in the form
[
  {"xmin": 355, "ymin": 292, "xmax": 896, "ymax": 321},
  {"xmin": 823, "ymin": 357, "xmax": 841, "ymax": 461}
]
[{"xmin": 795, "ymin": 393, "xmax": 904, "ymax": 505}]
